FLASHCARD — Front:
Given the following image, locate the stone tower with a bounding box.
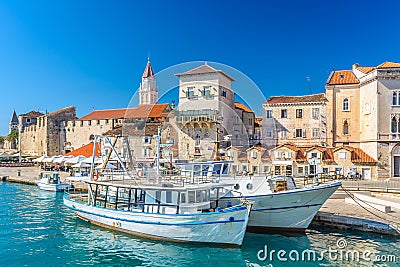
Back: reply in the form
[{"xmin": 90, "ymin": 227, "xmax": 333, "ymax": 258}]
[
  {"xmin": 139, "ymin": 58, "xmax": 158, "ymax": 105},
  {"xmin": 9, "ymin": 110, "xmax": 18, "ymax": 133}
]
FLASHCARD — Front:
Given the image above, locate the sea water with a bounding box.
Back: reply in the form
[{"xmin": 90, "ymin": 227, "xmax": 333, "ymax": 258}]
[{"xmin": 0, "ymin": 182, "xmax": 399, "ymax": 267}]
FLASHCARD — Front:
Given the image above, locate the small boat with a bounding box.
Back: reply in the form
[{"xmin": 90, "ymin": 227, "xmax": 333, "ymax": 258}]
[
  {"xmin": 176, "ymin": 161, "xmax": 341, "ymax": 232},
  {"xmin": 35, "ymin": 171, "xmax": 74, "ymax": 192},
  {"xmin": 64, "ymin": 136, "xmax": 251, "ymax": 247}
]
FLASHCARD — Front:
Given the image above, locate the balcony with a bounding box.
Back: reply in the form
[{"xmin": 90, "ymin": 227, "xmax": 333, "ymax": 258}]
[{"xmin": 174, "ymin": 109, "xmax": 220, "ymax": 124}]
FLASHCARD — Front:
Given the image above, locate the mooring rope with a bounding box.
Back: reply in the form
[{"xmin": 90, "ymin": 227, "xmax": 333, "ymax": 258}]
[{"xmin": 341, "ymin": 185, "xmax": 400, "ymax": 231}]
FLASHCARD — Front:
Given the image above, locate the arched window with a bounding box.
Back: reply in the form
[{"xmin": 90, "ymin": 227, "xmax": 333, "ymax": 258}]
[
  {"xmin": 343, "ymin": 120, "xmax": 349, "ymax": 135},
  {"xmin": 393, "ymin": 92, "xmax": 398, "ymax": 106},
  {"xmin": 392, "ymin": 117, "xmax": 398, "ymax": 133},
  {"xmin": 343, "ymin": 98, "xmax": 349, "ymax": 111}
]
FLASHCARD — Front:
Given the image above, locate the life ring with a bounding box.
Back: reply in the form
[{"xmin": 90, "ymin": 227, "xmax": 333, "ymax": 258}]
[
  {"xmin": 92, "ymin": 171, "xmax": 98, "ymax": 181},
  {"xmin": 137, "ymin": 170, "xmax": 143, "ymax": 177}
]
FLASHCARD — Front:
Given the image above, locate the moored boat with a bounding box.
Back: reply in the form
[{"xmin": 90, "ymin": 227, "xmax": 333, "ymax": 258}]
[
  {"xmin": 64, "ymin": 181, "xmax": 251, "ymax": 246},
  {"xmin": 176, "ymin": 161, "xmax": 341, "ymax": 232},
  {"xmin": 63, "ymin": 135, "xmax": 251, "ymax": 247},
  {"xmin": 35, "ymin": 171, "xmax": 74, "ymax": 192}
]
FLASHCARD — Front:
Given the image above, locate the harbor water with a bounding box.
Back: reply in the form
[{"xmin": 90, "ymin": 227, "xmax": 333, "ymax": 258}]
[{"xmin": 0, "ymin": 182, "xmax": 399, "ymax": 267}]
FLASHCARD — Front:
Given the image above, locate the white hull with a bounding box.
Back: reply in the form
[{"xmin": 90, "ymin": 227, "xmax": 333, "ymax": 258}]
[
  {"xmin": 36, "ymin": 181, "xmax": 73, "ymax": 192},
  {"xmin": 63, "ymin": 195, "xmax": 249, "ymax": 246},
  {"xmin": 219, "ymin": 181, "xmax": 341, "ymax": 231}
]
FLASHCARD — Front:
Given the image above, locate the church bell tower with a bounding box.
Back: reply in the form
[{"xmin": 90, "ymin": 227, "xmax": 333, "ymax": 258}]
[{"xmin": 139, "ymin": 58, "xmax": 158, "ymax": 105}]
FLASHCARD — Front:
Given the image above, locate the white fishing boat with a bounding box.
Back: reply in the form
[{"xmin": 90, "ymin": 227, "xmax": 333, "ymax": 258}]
[
  {"xmin": 176, "ymin": 161, "xmax": 341, "ymax": 232},
  {"xmin": 63, "ymin": 136, "xmax": 251, "ymax": 247},
  {"xmin": 36, "ymin": 171, "xmax": 74, "ymax": 192}
]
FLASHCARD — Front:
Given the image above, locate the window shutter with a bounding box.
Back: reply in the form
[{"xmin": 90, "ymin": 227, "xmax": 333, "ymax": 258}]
[
  {"xmin": 303, "ymin": 129, "xmax": 306, "ymax": 138},
  {"xmin": 317, "ymin": 153, "xmax": 321, "ymax": 158},
  {"xmin": 293, "ymin": 129, "xmax": 296, "ymax": 138}
]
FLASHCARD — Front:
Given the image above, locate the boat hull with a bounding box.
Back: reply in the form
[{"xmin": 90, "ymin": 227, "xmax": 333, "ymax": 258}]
[
  {"xmin": 219, "ymin": 181, "xmax": 341, "ymax": 232},
  {"xmin": 36, "ymin": 181, "xmax": 73, "ymax": 192},
  {"xmin": 63, "ymin": 195, "xmax": 249, "ymax": 246}
]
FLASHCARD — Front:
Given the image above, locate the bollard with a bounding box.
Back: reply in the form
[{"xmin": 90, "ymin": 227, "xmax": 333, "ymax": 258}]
[{"xmin": 17, "ymin": 170, "xmax": 21, "ymax": 176}]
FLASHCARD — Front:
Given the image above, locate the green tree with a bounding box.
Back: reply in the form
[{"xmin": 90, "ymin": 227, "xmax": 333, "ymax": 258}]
[
  {"xmin": 7, "ymin": 130, "xmax": 18, "ymax": 145},
  {"xmin": 0, "ymin": 136, "xmax": 4, "ymax": 146}
]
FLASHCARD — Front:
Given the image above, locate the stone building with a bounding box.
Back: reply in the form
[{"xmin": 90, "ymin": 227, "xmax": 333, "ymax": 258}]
[
  {"xmin": 226, "ymin": 143, "xmax": 377, "ymax": 179},
  {"xmin": 174, "ymin": 63, "xmax": 257, "ymax": 160},
  {"xmin": 19, "ymin": 107, "xmax": 76, "ymax": 156},
  {"xmin": 325, "ymin": 61, "xmax": 400, "ymax": 178},
  {"xmin": 262, "ymin": 93, "xmax": 327, "ymax": 148}
]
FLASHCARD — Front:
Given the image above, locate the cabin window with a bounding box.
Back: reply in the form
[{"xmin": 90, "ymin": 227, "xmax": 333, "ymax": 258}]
[
  {"xmin": 222, "ymin": 164, "xmax": 229, "ymax": 175},
  {"xmin": 194, "ymin": 165, "xmax": 201, "ymax": 176},
  {"xmin": 213, "ymin": 164, "xmax": 222, "ymax": 176},
  {"xmin": 155, "ymin": 191, "xmax": 161, "ymax": 203},
  {"xmin": 166, "ymin": 191, "xmax": 172, "ymax": 203},
  {"xmin": 202, "ymin": 165, "xmax": 210, "ymax": 176},
  {"xmin": 180, "ymin": 193, "xmax": 186, "ymax": 203},
  {"xmin": 196, "ymin": 191, "xmax": 202, "ymax": 203},
  {"xmin": 188, "ymin": 191, "xmax": 195, "ymax": 203}
]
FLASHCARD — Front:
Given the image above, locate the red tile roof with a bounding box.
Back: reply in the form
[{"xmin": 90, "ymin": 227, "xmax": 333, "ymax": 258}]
[
  {"xmin": 175, "ymin": 64, "xmax": 235, "ymax": 81},
  {"xmin": 265, "ymin": 93, "xmax": 325, "ymax": 104},
  {"xmin": 247, "ymin": 145, "xmax": 266, "ymax": 152},
  {"xmin": 78, "ymin": 104, "xmax": 170, "ymax": 121},
  {"xmin": 334, "ymin": 146, "xmax": 377, "ymax": 163},
  {"xmin": 65, "ymin": 142, "xmax": 101, "ymax": 157},
  {"xmin": 234, "ymin": 102, "xmax": 253, "ymax": 113},
  {"xmin": 377, "ymin": 62, "xmax": 400, "ymax": 69},
  {"xmin": 19, "ymin": 110, "xmax": 44, "ymax": 117},
  {"xmin": 261, "ymin": 150, "xmax": 271, "ymax": 161},
  {"xmin": 357, "ymin": 67, "xmax": 375, "ymax": 74},
  {"xmin": 327, "ymin": 70, "xmax": 359, "ymax": 85},
  {"xmin": 142, "ymin": 59, "xmax": 155, "ymax": 78}
]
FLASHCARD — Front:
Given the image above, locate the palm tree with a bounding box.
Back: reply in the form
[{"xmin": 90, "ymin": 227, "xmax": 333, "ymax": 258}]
[{"xmin": 0, "ymin": 136, "xmax": 4, "ymax": 147}]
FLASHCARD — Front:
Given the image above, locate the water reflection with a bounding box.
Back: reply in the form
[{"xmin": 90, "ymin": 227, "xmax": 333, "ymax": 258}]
[{"xmin": 0, "ymin": 183, "xmax": 398, "ymax": 267}]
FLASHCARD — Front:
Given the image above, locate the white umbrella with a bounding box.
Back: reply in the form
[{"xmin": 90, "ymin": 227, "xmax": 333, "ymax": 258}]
[
  {"xmin": 65, "ymin": 156, "xmax": 87, "ymax": 165},
  {"xmin": 53, "ymin": 155, "xmax": 73, "ymax": 164},
  {"xmin": 43, "ymin": 156, "xmax": 58, "ymax": 163},
  {"xmin": 96, "ymin": 162, "xmax": 117, "ymax": 170},
  {"xmin": 82, "ymin": 156, "xmax": 103, "ymax": 164},
  {"xmin": 33, "ymin": 155, "xmax": 48, "ymax": 162},
  {"xmin": 71, "ymin": 162, "xmax": 90, "ymax": 168}
]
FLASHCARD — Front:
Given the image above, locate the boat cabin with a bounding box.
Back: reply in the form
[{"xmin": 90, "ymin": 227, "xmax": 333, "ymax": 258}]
[
  {"xmin": 175, "ymin": 161, "xmax": 231, "ymax": 180},
  {"xmin": 88, "ymin": 181, "xmax": 224, "ymax": 215},
  {"xmin": 39, "ymin": 171, "xmax": 61, "ymax": 184}
]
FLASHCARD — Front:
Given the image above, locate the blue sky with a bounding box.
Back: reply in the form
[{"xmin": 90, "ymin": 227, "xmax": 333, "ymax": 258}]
[{"xmin": 1, "ymin": 0, "xmax": 400, "ymax": 135}]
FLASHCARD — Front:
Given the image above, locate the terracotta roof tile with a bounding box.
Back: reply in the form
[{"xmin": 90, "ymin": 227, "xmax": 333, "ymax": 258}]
[
  {"xmin": 247, "ymin": 145, "xmax": 266, "ymax": 152},
  {"xmin": 65, "ymin": 142, "xmax": 101, "ymax": 157},
  {"xmin": 234, "ymin": 102, "xmax": 253, "ymax": 113},
  {"xmin": 327, "ymin": 70, "xmax": 359, "ymax": 85},
  {"xmin": 265, "ymin": 93, "xmax": 326, "ymax": 104},
  {"xmin": 377, "ymin": 62, "xmax": 400, "ymax": 69},
  {"xmin": 357, "ymin": 67, "xmax": 375, "ymax": 74},
  {"xmin": 175, "ymin": 64, "xmax": 235, "ymax": 81},
  {"xmin": 322, "ymin": 148, "xmax": 335, "ymax": 162},
  {"xmin": 19, "ymin": 110, "xmax": 44, "ymax": 117},
  {"xmin": 261, "ymin": 150, "xmax": 271, "ymax": 161},
  {"xmin": 79, "ymin": 104, "xmax": 170, "ymax": 121},
  {"xmin": 334, "ymin": 146, "xmax": 377, "ymax": 163}
]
